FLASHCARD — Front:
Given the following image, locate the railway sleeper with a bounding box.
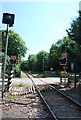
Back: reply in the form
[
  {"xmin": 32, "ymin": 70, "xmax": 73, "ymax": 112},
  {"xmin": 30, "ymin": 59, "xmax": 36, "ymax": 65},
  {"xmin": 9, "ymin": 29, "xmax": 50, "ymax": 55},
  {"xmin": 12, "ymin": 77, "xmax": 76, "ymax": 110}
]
[{"xmin": 10, "ymin": 85, "xmax": 36, "ymax": 96}]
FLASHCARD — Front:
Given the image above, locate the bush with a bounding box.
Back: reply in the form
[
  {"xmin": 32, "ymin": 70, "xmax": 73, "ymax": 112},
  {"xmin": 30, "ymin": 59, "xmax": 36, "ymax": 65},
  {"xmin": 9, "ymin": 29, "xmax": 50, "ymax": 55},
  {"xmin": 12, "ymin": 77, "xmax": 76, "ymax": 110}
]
[{"xmin": 15, "ymin": 69, "xmax": 21, "ymax": 78}]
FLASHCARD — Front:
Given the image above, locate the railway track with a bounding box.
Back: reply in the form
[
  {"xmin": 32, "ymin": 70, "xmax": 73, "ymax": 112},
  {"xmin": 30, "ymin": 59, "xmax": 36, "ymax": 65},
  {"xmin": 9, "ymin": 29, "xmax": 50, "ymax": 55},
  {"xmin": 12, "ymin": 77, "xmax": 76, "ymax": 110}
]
[
  {"xmin": 1, "ymin": 73, "xmax": 53, "ymax": 120},
  {"xmin": 26, "ymin": 72, "xmax": 81, "ymax": 120}
]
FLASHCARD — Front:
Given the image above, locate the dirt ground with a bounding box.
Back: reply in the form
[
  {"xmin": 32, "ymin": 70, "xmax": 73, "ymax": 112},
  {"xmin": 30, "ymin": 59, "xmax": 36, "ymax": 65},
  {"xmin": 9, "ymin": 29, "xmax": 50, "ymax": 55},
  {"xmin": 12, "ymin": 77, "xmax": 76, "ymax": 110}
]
[
  {"xmin": 0, "ymin": 82, "xmax": 81, "ymax": 119},
  {"xmin": 1, "ymin": 92, "xmax": 51, "ymax": 120}
]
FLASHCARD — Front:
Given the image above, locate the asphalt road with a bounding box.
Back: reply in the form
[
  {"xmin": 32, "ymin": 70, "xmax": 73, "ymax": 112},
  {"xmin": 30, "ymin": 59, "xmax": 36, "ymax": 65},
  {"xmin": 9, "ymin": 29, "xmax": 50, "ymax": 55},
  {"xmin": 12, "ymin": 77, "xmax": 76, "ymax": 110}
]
[{"xmin": 12, "ymin": 77, "xmax": 60, "ymax": 85}]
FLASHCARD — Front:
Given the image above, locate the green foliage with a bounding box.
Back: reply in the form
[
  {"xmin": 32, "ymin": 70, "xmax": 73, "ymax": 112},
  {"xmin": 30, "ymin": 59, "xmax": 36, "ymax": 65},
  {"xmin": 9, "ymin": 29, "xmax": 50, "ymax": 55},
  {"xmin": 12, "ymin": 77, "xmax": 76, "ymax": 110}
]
[
  {"xmin": 48, "ymin": 44, "xmax": 59, "ymax": 71},
  {"xmin": 36, "ymin": 50, "xmax": 49, "ymax": 72},
  {"xmin": 21, "ymin": 71, "xmax": 27, "ymax": 78},
  {"xmin": 66, "ymin": 11, "xmax": 81, "ymax": 72},
  {"xmin": 36, "ymin": 73, "xmax": 43, "ymax": 77},
  {"xmin": 21, "ymin": 51, "xmax": 49, "ymax": 72},
  {"xmin": 14, "ymin": 82, "xmax": 25, "ymax": 87},
  {"xmin": 38, "ymin": 87, "xmax": 43, "ymax": 91},
  {"xmin": 15, "ymin": 68, "xmax": 21, "ymax": 78},
  {"xmin": 2, "ymin": 30, "xmax": 27, "ymax": 58},
  {"xmin": 2, "ymin": 30, "xmax": 27, "ymax": 77},
  {"xmin": 0, "ymin": 52, "xmax": 10, "ymax": 65},
  {"xmin": 21, "ymin": 35, "xmax": 81, "ymax": 73},
  {"xmin": 1, "ymin": 92, "xmax": 19, "ymax": 102},
  {"xmin": 60, "ymin": 90, "xmax": 70, "ymax": 96},
  {"xmin": 19, "ymin": 82, "xmax": 25, "ymax": 87},
  {"xmin": 20, "ymin": 60, "xmax": 28, "ymax": 71},
  {"xmin": 66, "ymin": 11, "xmax": 81, "ymax": 46},
  {"xmin": 48, "ymin": 36, "xmax": 81, "ymax": 72},
  {"xmin": 28, "ymin": 54, "xmax": 37, "ymax": 72},
  {"xmin": 0, "ymin": 52, "xmax": 10, "ymax": 71}
]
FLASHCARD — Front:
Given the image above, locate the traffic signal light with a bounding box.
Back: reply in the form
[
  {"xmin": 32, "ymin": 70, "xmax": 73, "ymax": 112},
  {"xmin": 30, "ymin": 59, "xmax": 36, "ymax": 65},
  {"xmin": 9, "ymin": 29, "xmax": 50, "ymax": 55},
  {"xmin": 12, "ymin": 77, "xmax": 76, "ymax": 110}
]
[{"xmin": 2, "ymin": 13, "xmax": 15, "ymax": 27}]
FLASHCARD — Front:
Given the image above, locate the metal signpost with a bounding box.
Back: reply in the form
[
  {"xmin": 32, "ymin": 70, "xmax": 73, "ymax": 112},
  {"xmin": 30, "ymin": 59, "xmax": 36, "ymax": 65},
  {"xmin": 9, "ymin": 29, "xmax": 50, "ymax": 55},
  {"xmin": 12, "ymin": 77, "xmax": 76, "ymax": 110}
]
[
  {"xmin": 59, "ymin": 53, "xmax": 67, "ymax": 84},
  {"xmin": 2, "ymin": 13, "xmax": 15, "ymax": 99},
  {"xmin": 9, "ymin": 56, "xmax": 18, "ymax": 78}
]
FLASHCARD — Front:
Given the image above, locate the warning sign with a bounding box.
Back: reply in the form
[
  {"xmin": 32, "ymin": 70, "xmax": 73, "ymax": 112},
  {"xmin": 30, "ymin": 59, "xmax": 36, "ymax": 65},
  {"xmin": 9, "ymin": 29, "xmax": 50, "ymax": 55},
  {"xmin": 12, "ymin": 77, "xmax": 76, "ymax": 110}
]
[{"xmin": 9, "ymin": 56, "xmax": 18, "ymax": 65}]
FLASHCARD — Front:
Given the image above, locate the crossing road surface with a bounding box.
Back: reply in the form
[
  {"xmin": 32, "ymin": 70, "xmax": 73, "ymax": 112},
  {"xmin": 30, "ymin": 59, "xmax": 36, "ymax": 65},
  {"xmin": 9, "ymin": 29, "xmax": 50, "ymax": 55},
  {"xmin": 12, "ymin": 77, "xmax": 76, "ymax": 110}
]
[{"xmin": 12, "ymin": 77, "xmax": 60, "ymax": 85}]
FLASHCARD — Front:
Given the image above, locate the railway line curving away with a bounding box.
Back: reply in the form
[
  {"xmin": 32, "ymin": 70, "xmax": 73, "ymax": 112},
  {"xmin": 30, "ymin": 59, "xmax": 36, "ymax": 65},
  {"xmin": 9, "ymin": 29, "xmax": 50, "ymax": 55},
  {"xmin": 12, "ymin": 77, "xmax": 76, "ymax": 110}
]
[{"xmin": 26, "ymin": 72, "xmax": 81, "ymax": 120}]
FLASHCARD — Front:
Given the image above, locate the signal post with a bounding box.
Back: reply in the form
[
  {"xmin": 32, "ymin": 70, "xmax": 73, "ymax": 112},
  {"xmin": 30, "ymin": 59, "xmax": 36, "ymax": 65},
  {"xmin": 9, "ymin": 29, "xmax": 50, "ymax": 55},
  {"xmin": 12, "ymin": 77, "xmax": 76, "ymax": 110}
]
[
  {"xmin": 2, "ymin": 13, "xmax": 15, "ymax": 99},
  {"xmin": 59, "ymin": 53, "xmax": 67, "ymax": 85}
]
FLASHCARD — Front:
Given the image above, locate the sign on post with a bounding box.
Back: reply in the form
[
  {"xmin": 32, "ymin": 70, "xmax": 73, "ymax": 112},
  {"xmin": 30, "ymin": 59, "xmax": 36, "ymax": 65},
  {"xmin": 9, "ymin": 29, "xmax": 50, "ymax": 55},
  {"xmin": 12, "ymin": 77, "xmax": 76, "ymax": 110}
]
[
  {"xmin": 9, "ymin": 56, "xmax": 18, "ymax": 65},
  {"xmin": 59, "ymin": 53, "xmax": 67, "ymax": 66},
  {"xmin": 62, "ymin": 53, "xmax": 67, "ymax": 58},
  {"xmin": 2, "ymin": 13, "xmax": 15, "ymax": 99},
  {"xmin": 50, "ymin": 68, "xmax": 53, "ymax": 71}
]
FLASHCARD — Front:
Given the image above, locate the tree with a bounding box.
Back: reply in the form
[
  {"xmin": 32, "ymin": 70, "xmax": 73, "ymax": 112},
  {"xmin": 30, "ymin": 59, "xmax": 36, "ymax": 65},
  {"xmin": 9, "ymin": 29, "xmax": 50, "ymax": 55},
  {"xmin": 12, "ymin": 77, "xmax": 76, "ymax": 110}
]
[
  {"xmin": 36, "ymin": 51, "xmax": 49, "ymax": 72},
  {"xmin": 66, "ymin": 11, "xmax": 81, "ymax": 46},
  {"xmin": 48, "ymin": 44, "xmax": 60, "ymax": 71},
  {"xmin": 21, "ymin": 51, "xmax": 48, "ymax": 72},
  {"xmin": 20, "ymin": 60, "xmax": 28, "ymax": 71},
  {"xmin": 2, "ymin": 30, "xmax": 27, "ymax": 58},
  {"xmin": 66, "ymin": 11, "xmax": 81, "ymax": 72},
  {"xmin": 2, "ymin": 30, "xmax": 27, "ymax": 77},
  {"xmin": 27, "ymin": 54, "xmax": 37, "ymax": 72},
  {"xmin": 49, "ymin": 36, "xmax": 80, "ymax": 72}
]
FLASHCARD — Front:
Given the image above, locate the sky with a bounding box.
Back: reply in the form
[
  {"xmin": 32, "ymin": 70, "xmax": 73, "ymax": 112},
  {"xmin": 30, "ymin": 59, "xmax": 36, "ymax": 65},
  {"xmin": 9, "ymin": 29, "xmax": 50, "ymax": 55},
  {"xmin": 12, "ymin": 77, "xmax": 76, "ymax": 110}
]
[{"xmin": 1, "ymin": 0, "xmax": 80, "ymax": 60}]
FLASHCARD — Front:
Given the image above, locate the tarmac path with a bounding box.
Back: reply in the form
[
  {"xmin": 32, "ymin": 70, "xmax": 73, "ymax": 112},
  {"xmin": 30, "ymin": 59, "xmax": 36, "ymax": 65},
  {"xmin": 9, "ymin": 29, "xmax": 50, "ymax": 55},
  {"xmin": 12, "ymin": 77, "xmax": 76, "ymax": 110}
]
[{"xmin": 12, "ymin": 77, "xmax": 60, "ymax": 85}]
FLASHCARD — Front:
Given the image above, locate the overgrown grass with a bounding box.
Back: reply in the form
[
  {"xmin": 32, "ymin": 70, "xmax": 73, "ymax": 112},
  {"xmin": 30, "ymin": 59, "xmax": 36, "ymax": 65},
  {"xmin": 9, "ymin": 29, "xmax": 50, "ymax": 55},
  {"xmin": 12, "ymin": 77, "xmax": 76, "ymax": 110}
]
[
  {"xmin": 19, "ymin": 82, "xmax": 25, "ymax": 87},
  {"xmin": 38, "ymin": 87, "xmax": 43, "ymax": 91},
  {"xmin": 1, "ymin": 93, "xmax": 19, "ymax": 102},
  {"xmin": 60, "ymin": 90, "xmax": 70, "ymax": 96},
  {"xmin": 42, "ymin": 93, "xmax": 46, "ymax": 97},
  {"xmin": 36, "ymin": 73, "xmax": 60, "ymax": 78},
  {"xmin": 36, "ymin": 73, "xmax": 43, "ymax": 77},
  {"xmin": 55, "ymin": 82, "xmax": 60, "ymax": 85},
  {"xmin": 13, "ymin": 82, "xmax": 25, "ymax": 88},
  {"xmin": 45, "ymin": 74, "xmax": 58, "ymax": 77},
  {"xmin": 21, "ymin": 71, "xmax": 27, "ymax": 78},
  {"xmin": 14, "ymin": 84, "xmax": 20, "ymax": 88}
]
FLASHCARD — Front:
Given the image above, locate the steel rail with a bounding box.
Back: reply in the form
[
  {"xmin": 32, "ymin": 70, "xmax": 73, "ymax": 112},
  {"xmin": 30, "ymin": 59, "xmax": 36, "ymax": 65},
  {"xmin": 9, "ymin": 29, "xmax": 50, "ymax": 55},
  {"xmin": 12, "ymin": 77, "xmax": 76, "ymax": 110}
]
[
  {"xmin": 28, "ymin": 72, "xmax": 81, "ymax": 109},
  {"xmin": 49, "ymin": 85, "xmax": 81, "ymax": 109},
  {"xmin": 26, "ymin": 73, "xmax": 58, "ymax": 120}
]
